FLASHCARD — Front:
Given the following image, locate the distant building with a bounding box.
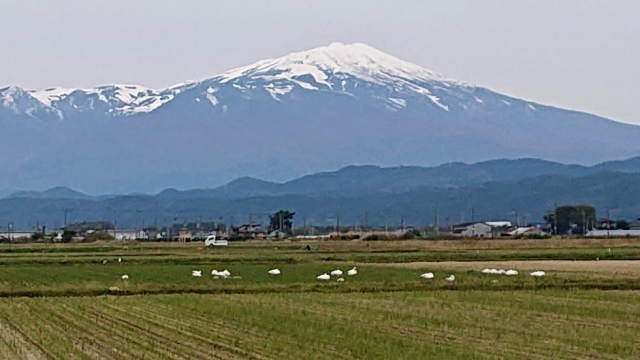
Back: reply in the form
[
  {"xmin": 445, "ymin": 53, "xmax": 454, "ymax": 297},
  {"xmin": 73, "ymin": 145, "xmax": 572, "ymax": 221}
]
[
  {"xmin": 267, "ymin": 230, "xmax": 288, "ymax": 239},
  {"xmin": 507, "ymin": 227, "xmax": 547, "ymax": 237},
  {"xmin": 586, "ymin": 229, "xmax": 640, "ymax": 237},
  {"xmin": 451, "ymin": 222, "xmax": 493, "ymax": 238},
  {"xmin": 630, "ymin": 217, "xmax": 640, "ymax": 230},
  {"xmin": 110, "ymin": 230, "xmax": 148, "ymax": 240},
  {"xmin": 485, "ymin": 221, "xmax": 512, "ymax": 228},
  {"xmin": 177, "ymin": 230, "xmax": 193, "ymax": 242},
  {"xmin": 596, "ymin": 219, "xmax": 616, "ymax": 230},
  {"xmin": 0, "ymin": 231, "xmax": 34, "ymax": 241},
  {"xmin": 237, "ymin": 224, "xmax": 265, "ymax": 239}
]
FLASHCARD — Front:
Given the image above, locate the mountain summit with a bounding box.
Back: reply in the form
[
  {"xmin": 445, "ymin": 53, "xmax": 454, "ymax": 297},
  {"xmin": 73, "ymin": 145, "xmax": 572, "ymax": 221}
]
[{"xmin": 1, "ymin": 43, "xmax": 640, "ymax": 194}]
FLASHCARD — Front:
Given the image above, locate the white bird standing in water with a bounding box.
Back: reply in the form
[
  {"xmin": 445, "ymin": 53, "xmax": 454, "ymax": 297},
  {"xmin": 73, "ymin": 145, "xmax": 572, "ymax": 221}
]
[{"xmin": 347, "ymin": 267, "xmax": 358, "ymax": 276}]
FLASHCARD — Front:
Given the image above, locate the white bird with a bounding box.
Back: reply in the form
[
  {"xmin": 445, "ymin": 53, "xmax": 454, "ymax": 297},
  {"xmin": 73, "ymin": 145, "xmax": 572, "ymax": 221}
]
[
  {"xmin": 347, "ymin": 267, "xmax": 358, "ymax": 276},
  {"xmin": 481, "ymin": 268, "xmax": 492, "ymax": 274},
  {"xmin": 505, "ymin": 270, "xmax": 518, "ymax": 276},
  {"xmin": 420, "ymin": 272, "xmax": 434, "ymax": 279},
  {"xmin": 118, "ymin": 257, "xmax": 122, "ymax": 263},
  {"xmin": 102, "ymin": 260, "xmax": 108, "ymax": 264},
  {"xmin": 268, "ymin": 269, "xmax": 281, "ymax": 275},
  {"xmin": 445, "ymin": 275, "xmax": 455, "ymax": 282},
  {"xmin": 211, "ymin": 269, "xmax": 220, "ymax": 276},
  {"xmin": 317, "ymin": 273, "xmax": 331, "ymax": 280},
  {"xmin": 219, "ymin": 269, "xmax": 231, "ymax": 277},
  {"xmin": 530, "ymin": 271, "xmax": 546, "ymax": 277},
  {"xmin": 192, "ymin": 270, "xmax": 202, "ymax": 277},
  {"xmin": 121, "ymin": 274, "xmax": 129, "ymax": 280},
  {"xmin": 497, "ymin": 269, "xmax": 506, "ymax": 275},
  {"xmin": 336, "ymin": 278, "xmax": 345, "ymax": 282},
  {"xmin": 330, "ymin": 269, "xmax": 343, "ymax": 277}
]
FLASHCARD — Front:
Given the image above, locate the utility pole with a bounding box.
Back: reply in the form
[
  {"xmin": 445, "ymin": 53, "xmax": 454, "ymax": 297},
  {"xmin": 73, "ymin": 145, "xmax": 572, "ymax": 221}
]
[
  {"xmin": 336, "ymin": 215, "xmax": 340, "ymax": 234},
  {"xmin": 607, "ymin": 209, "xmax": 611, "ymax": 238},
  {"xmin": 582, "ymin": 209, "xmax": 587, "ymax": 236},
  {"xmin": 553, "ymin": 204, "xmax": 558, "ymax": 236},
  {"xmin": 63, "ymin": 208, "xmax": 69, "ymax": 228},
  {"xmin": 364, "ymin": 212, "xmax": 369, "ymax": 231},
  {"xmin": 434, "ymin": 210, "xmax": 439, "ymax": 238},
  {"xmin": 471, "ymin": 207, "xmax": 476, "ymax": 237}
]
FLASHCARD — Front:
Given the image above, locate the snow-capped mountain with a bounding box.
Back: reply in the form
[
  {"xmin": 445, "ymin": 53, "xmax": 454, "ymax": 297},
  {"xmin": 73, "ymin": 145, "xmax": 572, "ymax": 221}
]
[
  {"xmin": 2, "ymin": 43, "xmax": 528, "ymax": 118},
  {"xmin": 1, "ymin": 42, "xmax": 640, "ymax": 194}
]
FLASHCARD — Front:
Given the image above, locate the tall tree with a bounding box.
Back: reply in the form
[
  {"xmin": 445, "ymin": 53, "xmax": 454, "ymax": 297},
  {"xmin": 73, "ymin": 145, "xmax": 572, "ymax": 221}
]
[
  {"xmin": 545, "ymin": 205, "xmax": 596, "ymax": 235},
  {"xmin": 269, "ymin": 210, "xmax": 295, "ymax": 233}
]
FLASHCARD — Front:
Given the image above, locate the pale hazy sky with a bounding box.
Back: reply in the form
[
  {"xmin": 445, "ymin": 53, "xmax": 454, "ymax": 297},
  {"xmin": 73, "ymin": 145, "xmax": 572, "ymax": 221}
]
[{"xmin": 1, "ymin": 0, "xmax": 639, "ymax": 124}]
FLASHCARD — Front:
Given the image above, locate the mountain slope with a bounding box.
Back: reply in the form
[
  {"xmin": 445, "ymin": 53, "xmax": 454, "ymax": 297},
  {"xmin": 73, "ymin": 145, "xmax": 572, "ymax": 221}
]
[
  {"xmin": 9, "ymin": 156, "xmax": 640, "ymax": 201},
  {"xmin": 1, "ymin": 43, "xmax": 640, "ymax": 194},
  {"xmin": 3, "ymin": 172, "xmax": 640, "ymax": 229}
]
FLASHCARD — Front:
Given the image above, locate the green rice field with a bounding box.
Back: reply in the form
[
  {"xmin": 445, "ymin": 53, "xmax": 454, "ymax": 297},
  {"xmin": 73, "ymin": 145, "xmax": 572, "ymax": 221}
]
[{"xmin": 0, "ymin": 239, "xmax": 638, "ymax": 359}]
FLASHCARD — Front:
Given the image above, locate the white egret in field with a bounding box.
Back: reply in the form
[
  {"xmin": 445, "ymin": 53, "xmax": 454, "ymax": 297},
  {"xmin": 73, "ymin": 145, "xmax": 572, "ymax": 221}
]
[
  {"xmin": 192, "ymin": 270, "xmax": 202, "ymax": 277},
  {"xmin": 211, "ymin": 269, "xmax": 220, "ymax": 276},
  {"xmin": 268, "ymin": 269, "xmax": 281, "ymax": 275},
  {"xmin": 219, "ymin": 269, "xmax": 231, "ymax": 278},
  {"xmin": 420, "ymin": 272, "xmax": 434, "ymax": 279},
  {"xmin": 330, "ymin": 269, "xmax": 343, "ymax": 277},
  {"xmin": 118, "ymin": 257, "xmax": 122, "ymax": 263},
  {"xmin": 317, "ymin": 273, "xmax": 330, "ymax": 280},
  {"xmin": 337, "ymin": 278, "xmax": 345, "ymax": 282},
  {"xmin": 445, "ymin": 274, "xmax": 455, "ymax": 282},
  {"xmin": 102, "ymin": 260, "xmax": 108, "ymax": 264},
  {"xmin": 347, "ymin": 267, "xmax": 358, "ymax": 276},
  {"xmin": 121, "ymin": 274, "xmax": 129, "ymax": 280},
  {"xmin": 530, "ymin": 271, "xmax": 546, "ymax": 277},
  {"xmin": 505, "ymin": 270, "xmax": 518, "ymax": 276}
]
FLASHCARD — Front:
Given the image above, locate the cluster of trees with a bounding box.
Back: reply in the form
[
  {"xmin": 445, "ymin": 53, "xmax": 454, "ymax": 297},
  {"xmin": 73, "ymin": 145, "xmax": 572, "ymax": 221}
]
[{"xmin": 269, "ymin": 210, "xmax": 295, "ymax": 233}]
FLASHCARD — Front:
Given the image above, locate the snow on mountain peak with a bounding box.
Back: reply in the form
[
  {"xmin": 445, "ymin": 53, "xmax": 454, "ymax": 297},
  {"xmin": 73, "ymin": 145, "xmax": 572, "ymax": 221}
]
[
  {"xmin": 218, "ymin": 42, "xmax": 453, "ymax": 87},
  {"xmin": 2, "ymin": 42, "xmax": 479, "ymax": 118}
]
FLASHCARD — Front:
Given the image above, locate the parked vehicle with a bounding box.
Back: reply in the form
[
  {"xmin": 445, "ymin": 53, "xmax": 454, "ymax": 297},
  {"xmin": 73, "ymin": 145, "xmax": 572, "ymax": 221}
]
[{"xmin": 204, "ymin": 234, "xmax": 228, "ymax": 247}]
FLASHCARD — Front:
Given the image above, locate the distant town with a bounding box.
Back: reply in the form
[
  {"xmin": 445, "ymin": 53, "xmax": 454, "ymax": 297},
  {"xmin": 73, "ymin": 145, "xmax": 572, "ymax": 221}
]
[{"xmin": 2, "ymin": 205, "xmax": 639, "ymax": 243}]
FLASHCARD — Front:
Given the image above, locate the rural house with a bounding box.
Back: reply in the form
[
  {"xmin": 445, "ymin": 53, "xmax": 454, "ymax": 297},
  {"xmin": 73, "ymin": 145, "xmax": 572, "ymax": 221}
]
[{"xmin": 451, "ymin": 222, "xmax": 493, "ymax": 238}]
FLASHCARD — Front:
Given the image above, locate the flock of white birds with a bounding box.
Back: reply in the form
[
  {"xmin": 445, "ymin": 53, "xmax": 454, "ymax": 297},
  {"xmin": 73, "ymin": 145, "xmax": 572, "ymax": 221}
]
[{"xmin": 115, "ymin": 258, "xmax": 546, "ymax": 282}]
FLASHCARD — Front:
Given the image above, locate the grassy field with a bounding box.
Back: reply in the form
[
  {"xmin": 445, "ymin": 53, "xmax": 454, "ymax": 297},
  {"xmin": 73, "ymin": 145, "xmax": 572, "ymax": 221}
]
[{"xmin": 0, "ymin": 239, "xmax": 638, "ymax": 359}]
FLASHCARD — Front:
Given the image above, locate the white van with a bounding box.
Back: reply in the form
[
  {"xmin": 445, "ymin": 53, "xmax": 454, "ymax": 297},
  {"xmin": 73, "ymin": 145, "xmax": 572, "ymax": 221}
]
[{"xmin": 204, "ymin": 234, "xmax": 228, "ymax": 247}]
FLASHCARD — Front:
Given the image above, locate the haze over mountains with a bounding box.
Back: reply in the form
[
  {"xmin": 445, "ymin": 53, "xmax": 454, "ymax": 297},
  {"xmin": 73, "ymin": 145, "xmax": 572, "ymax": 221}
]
[
  {"xmin": 2, "ymin": 42, "xmax": 640, "ymax": 195},
  {"xmin": 2, "ymin": 157, "xmax": 640, "ymax": 229}
]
